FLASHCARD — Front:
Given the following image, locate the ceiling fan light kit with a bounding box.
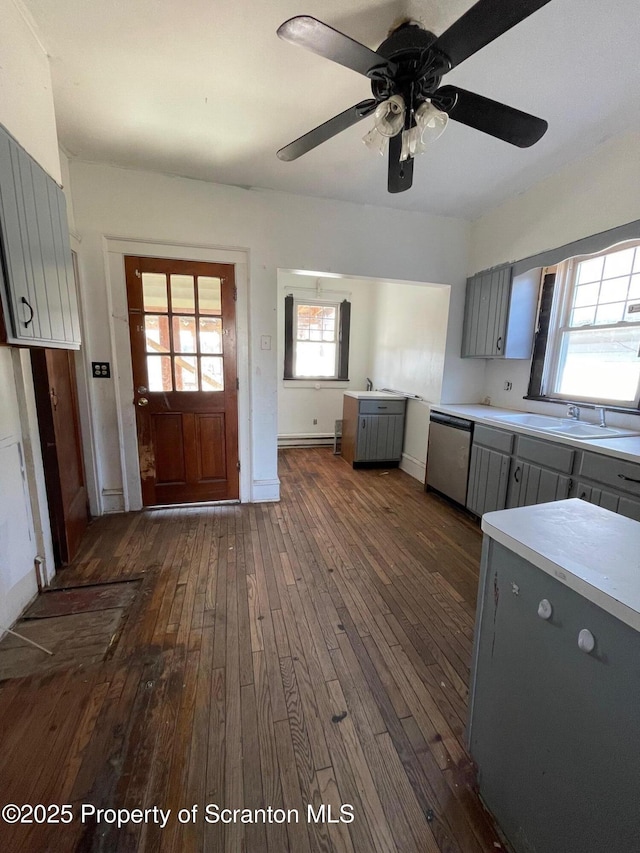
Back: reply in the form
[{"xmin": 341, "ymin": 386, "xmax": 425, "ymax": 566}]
[{"xmin": 276, "ymin": 0, "xmax": 552, "ymax": 193}]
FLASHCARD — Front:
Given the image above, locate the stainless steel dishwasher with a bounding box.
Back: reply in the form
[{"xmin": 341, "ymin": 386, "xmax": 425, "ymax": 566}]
[{"xmin": 426, "ymin": 412, "xmax": 473, "ymax": 506}]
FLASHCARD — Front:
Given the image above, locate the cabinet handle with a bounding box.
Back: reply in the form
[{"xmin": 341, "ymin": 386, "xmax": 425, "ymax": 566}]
[
  {"xmin": 514, "ymin": 465, "xmax": 521, "ymax": 483},
  {"xmin": 362, "ymin": 420, "xmax": 366, "ymax": 429},
  {"xmin": 377, "ymin": 406, "xmax": 388, "ymax": 409},
  {"xmin": 618, "ymin": 473, "xmax": 640, "ymax": 484},
  {"xmin": 578, "ymin": 628, "xmax": 595, "ymax": 654},
  {"xmin": 21, "ymin": 296, "xmax": 34, "ymax": 328},
  {"xmin": 496, "ymin": 336, "xmax": 502, "ymax": 352},
  {"xmin": 580, "ymin": 491, "xmax": 587, "ymax": 499}
]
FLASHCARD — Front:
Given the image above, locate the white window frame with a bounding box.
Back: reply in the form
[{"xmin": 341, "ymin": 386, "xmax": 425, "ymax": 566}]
[
  {"xmin": 542, "ymin": 240, "xmax": 640, "ymax": 408},
  {"xmin": 292, "ymin": 298, "xmax": 340, "ymax": 379}
]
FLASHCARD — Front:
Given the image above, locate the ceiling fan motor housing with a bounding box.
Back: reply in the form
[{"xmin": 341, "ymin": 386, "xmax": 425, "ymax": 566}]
[{"xmin": 371, "ymin": 23, "xmax": 448, "ymax": 114}]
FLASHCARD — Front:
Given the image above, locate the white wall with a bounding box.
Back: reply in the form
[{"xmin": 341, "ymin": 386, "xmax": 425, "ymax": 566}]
[
  {"xmin": 0, "ymin": 0, "xmax": 59, "ymax": 627},
  {"xmin": 469, "ymin": 130, "xmax": 640, "ymax": 430},
  {"xmin": 277, "ymin": 272, "xmax": 376, "ymax": 443},
  {"xmin": 69, "ymin": 160, "xmax": 472, "ymax": 504},
  {"xmin": 370, "ymin": 280, "xmax": 450, "ymax": 480}
]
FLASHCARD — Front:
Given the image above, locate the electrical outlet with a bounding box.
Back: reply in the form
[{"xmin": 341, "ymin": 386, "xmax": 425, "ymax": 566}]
[{"xmin": 504, "ymin": 381, "xmax": 513, "ymax": 391}]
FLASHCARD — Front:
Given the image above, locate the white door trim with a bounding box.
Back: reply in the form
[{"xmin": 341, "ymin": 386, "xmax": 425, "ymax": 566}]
[{"xmin": 103, "ymin": 236, "xmax": 251, "ymax": 509}]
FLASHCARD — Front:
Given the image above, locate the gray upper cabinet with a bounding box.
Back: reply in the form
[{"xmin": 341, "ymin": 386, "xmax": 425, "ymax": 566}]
[
  {"xmin": 461, "ymin": 265, "xmax": 540, "ymax": 359},
  {"xmin": 0, "ymin": 124, "xmax": 80, "ymax": 349}
]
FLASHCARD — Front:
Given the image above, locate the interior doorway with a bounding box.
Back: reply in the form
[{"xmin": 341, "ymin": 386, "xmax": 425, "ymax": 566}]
[
  {"xmin": 125, "ymin": 255, "xmax": 239, "ymax": 505},
  {"xmin": 31, "ymin": 348, "xmax": 89, "ymax": 566}
]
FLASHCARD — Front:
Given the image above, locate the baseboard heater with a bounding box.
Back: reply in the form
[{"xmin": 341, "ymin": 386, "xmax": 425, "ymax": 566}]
[{"xmin": 278, "ymin": 434, "xmax": 334, "ymax": 448}]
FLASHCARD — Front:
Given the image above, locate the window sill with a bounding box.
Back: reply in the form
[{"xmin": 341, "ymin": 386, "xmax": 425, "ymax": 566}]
[{"xmin": 524, "ymin": 395, "xmax": 640, "ymax": 416}]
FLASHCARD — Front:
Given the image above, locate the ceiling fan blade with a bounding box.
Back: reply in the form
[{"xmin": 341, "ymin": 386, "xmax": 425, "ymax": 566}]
[
  {"xmin": 388, "ymin": 133, "xmax": 413, "ymax": 193},
  {"xmin": 277, "ymin": 100, "xmax": 377, "ymax": 162},
  {"xmin": 433, "ymin": 0, "xmax": 552, "ymax": 70},
  {"xmin": 277, "ymin": 16, "xmax": 396, "ymax": 78},
  {"xmin": 437, "ymin": 85, "xmax": 548, "ymax": 148}
]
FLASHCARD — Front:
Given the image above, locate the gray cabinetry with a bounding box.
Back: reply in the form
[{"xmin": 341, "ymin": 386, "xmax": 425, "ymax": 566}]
[
  {"xmin": 507, "ymin": 435, "xmax": 573, "ymax": 508},
  {"xmin": 0, "ymin": 124, "xmax": 80, "ymax": 348},
  {"xmin": 466, "ymin": 425, "xmax": 513, "ymax": 516},
  {"xmin": 572, "ymin": 451, "xmax": 640, "ymax": 522},
  {"xmin": 342, "ymin": 394, "xmax": 406, "ymax": 467},
  {"xmin": 469, "ymin": 539, "xmax": 640, "ymax": 853},
  {"xmin": 461, "ymin": 265, "xmax": 539, "ymax": 359}
]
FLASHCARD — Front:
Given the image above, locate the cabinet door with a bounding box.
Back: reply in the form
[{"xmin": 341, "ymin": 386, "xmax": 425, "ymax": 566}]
[
  {"xmin": 507, "ymin": 460, "xmax": 571, "ymax": 508},
  {"xmin": 356, "ymin": 415, "xmax": 404, "ymax": 461},
  {"xmin": 461, "ymin": 266, "xmax": 511, "ymax": 357},
  {"xmin": 470, "ymin": 541, "xmax": 640, "ymax": 853},
  {"xmin": 574, "ymin": 481, "xmax": 640, "ymax": 522},
  {"xmin": 0, "ymin": 125, "xmax": 80, "ymax": 348},
  {"xmin": 466, "ymin": 445, "xmax": 510, "ymax": 516}
]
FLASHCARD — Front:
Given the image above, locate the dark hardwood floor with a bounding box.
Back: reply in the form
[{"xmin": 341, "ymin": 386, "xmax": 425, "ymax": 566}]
[{"xmin": 0, "ymin": 448, "xmax": 504, "ymax": 852}]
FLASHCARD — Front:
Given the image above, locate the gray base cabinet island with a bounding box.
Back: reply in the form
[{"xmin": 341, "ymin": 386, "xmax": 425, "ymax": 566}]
[{"xmin": 469, "ymin": 499, "xmax": 640, "ymax": 853}]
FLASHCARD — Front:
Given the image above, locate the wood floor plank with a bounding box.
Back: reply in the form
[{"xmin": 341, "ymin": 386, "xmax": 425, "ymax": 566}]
[{"xmin": 0, "ymin": 447, "xmax": 507, "ymax": 853}]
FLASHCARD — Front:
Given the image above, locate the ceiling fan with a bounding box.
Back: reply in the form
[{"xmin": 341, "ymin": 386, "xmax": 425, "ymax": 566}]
[{"xmin": 276, "ymin": 0, "xmax": 552, "ymax": 193}]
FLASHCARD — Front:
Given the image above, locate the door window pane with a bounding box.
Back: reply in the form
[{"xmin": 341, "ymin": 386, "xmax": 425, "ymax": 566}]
[
  {"xmin": 198, "ymin": 277, "xmax": 222, "ymax": 315},
  {"xmin": 142, "ymin": 273, "xmax": 168, "ymax": 312},
  {"xmin": 201, "ymin": 356, "xmax": 224, "ymax": 391},
  {"xmin": 174, "ymin": 356, "xmax": 198, "ymax": 391},
  {"xmin": 199, "ymin": 317, "xmax": 223, "ymax": 353},
  {"xmin": 170, "ymin": 275, "xmax": 195, "ymax": 314},
  {"xmin": 145, "ymin": 315, "xmax": 170, "ymax": 353},
  {"xmin": 147, "ymin": 355, "xmax": 172, "ymax": 391},
  {"xmin": 172, "ymin": 316, "xmax": 197, "ymax": 353}
]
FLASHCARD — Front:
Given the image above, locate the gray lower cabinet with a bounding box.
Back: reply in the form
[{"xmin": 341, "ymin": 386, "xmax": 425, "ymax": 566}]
[
  {"xmin": 465, "ymin": 422, "xmax": 640, "ymax": 521},
  {"xmin": 507, "ymin": 435, "xmax": 573, "ymax": 508},
  {"xmin": 342, "ymin": 395, "xmax": 406, "ymax": 466},
  {"xmin": 572, "ymin": 450, "xmax": 640, "ymax": 521},
  {"xmin": 466, "ymin": 425, "xmax": 513, "ymax": 516},
  {"xmin": 0, "ymin": 123, "xmax": 80, "ymax": 348},
  {"xmin": 469, "ymin": 539, "xmax": 640, "ymax": 852}
]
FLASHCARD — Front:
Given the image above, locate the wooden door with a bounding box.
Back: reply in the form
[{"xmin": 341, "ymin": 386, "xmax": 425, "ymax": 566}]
[
  {"xmin": 125, "ymin": 256, "xmax": 239, "ymax": 505},
  {"xmin": 31, "ymin": 348, "xmax": 89, "ymax": 565}
]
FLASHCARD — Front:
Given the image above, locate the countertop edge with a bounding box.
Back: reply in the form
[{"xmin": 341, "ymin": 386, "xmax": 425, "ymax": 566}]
[
  {"xmin": 482, "ymin": 500, "xmax": 640, "ymax": 633},
  {"xmin": 430, "ymin": 404, "xmax": 640, "ymax": 464}
]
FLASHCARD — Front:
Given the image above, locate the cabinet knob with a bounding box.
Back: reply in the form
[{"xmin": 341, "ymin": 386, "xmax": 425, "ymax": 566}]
[
  {"xmin": 537, "ymin": 599, "xmax": 552, "ymax": 620},
  {"xmin": 578, "ymin": 628, "xmax": 595, "ymax": 654}
]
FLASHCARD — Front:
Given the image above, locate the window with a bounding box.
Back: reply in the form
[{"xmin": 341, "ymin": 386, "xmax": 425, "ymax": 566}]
[
  {"xmin": 538, "ymin": 242, "xmax": 640, "ymax": 408},
  {"xmin": 283, "ymin": 294, "xmax": 350, "ymax": 380}
]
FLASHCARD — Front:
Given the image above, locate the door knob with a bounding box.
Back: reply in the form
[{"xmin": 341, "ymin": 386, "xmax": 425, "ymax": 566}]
[{"xmin": 137, "ymin": 397, "xmax": 149, "ymax": 406}]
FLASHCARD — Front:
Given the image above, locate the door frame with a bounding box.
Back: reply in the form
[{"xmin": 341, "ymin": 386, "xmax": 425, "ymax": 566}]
[{"xmin": 104, "ymin": 237, "xmax": 251, "ymax": 510}]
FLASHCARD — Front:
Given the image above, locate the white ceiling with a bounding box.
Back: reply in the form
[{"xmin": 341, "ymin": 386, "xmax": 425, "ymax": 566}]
[{"xmin": 21, "ymin": 0, "xmax": 640, "ymax": 218}]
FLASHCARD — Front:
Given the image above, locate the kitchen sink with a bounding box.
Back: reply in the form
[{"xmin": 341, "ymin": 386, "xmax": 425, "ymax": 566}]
[
  {"xmin": 545, "ymin": 422, "xmax": 635, "ymax": 439},
  {"xmin": 490, "ymin": 413, "xmax": 564, "ymax": 428},
  {"xmin": 488, "ymin": 411, "xmax": 639, "ymax": 440}
]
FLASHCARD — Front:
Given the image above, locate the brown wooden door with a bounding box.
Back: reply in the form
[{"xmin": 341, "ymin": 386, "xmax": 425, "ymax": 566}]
[
  {"xmin": 125, "ymin": 256, "xmax": 239, "ymax": 506},
  {"xmin": 31, "ymin": 348, "xmax": 89, "ymax": 566}
]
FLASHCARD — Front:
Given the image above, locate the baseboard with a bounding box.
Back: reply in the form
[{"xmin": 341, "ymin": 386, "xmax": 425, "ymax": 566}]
[
  {"xmin": 251, "ymin": 478, "xmax": 281, "ymax": 502},
  {"xmin": 101, "ymin": 488, "xmax": 125, "ymax": 513},
  {"xmin": 399, "ymin": 452, "xmax": 426, "ymax": 484},
  {"xmin": 278, "ymin": 433, "xmax": 334, "ymax": 448}
]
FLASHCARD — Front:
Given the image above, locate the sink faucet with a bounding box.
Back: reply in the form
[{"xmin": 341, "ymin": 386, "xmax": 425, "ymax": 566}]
[
  {"xmin": 595, "ymin": 406, "xmax": 607, "ymax": 428},
  {"xmin": 567, "ymin": 404, "xmax": 581, "ymax": 421}
]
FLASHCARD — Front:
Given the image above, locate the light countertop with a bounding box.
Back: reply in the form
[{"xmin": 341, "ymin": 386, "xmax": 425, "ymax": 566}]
[
  {"xmin": 482, "ymin": 499, "xmax": 640, "ymax": 632},
  {"xmin": 344, "ymin": 391, "xmax": 407, "ymax": 400},
  {"xmin": 430, "ymin": 403, "xmax": 640, "ymax": 464}
]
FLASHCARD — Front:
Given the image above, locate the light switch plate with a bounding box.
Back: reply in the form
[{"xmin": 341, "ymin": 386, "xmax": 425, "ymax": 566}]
[
  {"xmin": 260, "ymin": 335, "xmax": 271, "ymax": 351},
  {"xmin": 92, "ymin": 361, "xmax": 111, "ymax": 378}
]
